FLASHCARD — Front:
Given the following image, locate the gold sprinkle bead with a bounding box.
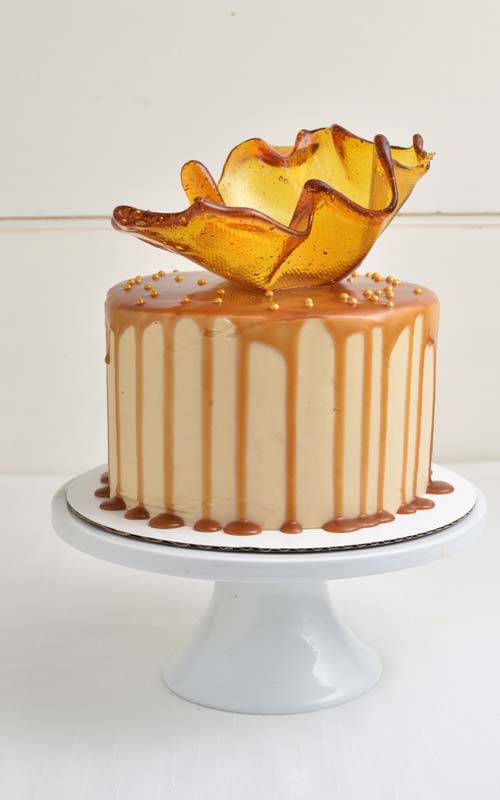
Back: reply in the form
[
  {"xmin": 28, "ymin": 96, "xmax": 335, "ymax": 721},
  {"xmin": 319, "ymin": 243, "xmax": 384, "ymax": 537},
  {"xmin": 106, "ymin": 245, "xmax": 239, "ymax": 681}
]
[
  {"xmin": 392, "ymin": 279, "xmax": 402, "ymax": 286},
  {"xmin": 136, "ymin": 297, "xmax": 145, "ymax": 306},
  {"xmin": 347, "ymin": 276, "xmax": 355, "ymax": 283},
  {"xmin": 197, "ymin": 278, "xmax": 206, "ymax": 285},
  {"xmin": 304, "ymin": 298, "xmax": 314, "ymax": 308},
  {"xmin": 152, "ymin": 273, "xmax": 159, "ymax": 280},
  {"xmin": 369, "ymin": 294, "xmax": 379, "ymax": 302},
  {"xmin": 363, "ymin": 289, "xmax": 373, "ymax": 298},
  {"xmin": 158, "ymin": 270, "xmax": 166, "ymax": 276},
  {"xmin": 374, "ymin": 289, "xmax": 382, "ymax": 297},
  {"xmin": 214, "ymin": 297, "xmax": 223, "ymax": 305},
  {"xmin": 372, "ymin": 272, "xmax": 383, "ymax": 282},
  {"xmin": 150, "ymin": 290, "xmax": 159, "ymax": 297},
  {"xmin": 172, "ymin": 269, "xmax": 179, "ymax": 273},
  {"xmin": 265, "ymin": 289, "xmax": 274, "ymax": 298},
  {"xmin": 175, "ymin": 274, "xmax": 183, "ymax": 282},
  {"xmin": 144, "ymin": 283, "xmax": 152, "ymax": 290},
  {"xmin": 124, "ymin": 285, "xmax": 132, "ymax": 291},
  {"xmin": 216, "ymin": 288, "xmax": 225, "ymax": 295},
  {"xmin": 386, "ymin": 275, "xmax": 394, "ymax": 284},
  {"xmin": 365, "ymin": 272, "xmax": 372, "ymax": 277},
  {"xmin": 414, "ymin": 287, "xmax": 423, "ymax": 294},
  {"xmin": 352, "ymin": 271, "xmax": 359, "ymax": 277},
  {"xmin": 385, "ymin": 289, "xmax": 395, "ymax": 299},
  {"xmin": 135, "ymin": 275, "xmax": 143, "ymax": 284},
  {"xmin": 339, "ymin": 292, "xmax": 349, "ymax": 301},
  {"xmin": 386, "ymin": 301, "xmax": 394, "ymax": 308},
  {"xmin": 269, "ymin": 302, "xmax": 280, "ymax": 311},
  {"xmin": 181, "ymin": 296, "xmax": 191, "ymax": 304},
  {"xmin": 347, "ymin": 296, "xmax": 358, "ymax": 306}
]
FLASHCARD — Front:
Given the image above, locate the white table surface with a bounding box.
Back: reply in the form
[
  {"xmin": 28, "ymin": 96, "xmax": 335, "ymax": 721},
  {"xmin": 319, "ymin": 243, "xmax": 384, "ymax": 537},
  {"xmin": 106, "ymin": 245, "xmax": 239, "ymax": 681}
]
[{"xmin": 1, "ymin": 462, "xmax": 499, "ymax": 800}]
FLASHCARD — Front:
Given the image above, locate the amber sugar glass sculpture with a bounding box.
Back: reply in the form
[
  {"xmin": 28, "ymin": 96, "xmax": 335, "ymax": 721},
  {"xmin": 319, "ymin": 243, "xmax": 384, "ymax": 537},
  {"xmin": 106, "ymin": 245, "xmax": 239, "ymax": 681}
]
[{"xmin": 113, "ymin": 125, "xmax": 432, "ymax": 290}]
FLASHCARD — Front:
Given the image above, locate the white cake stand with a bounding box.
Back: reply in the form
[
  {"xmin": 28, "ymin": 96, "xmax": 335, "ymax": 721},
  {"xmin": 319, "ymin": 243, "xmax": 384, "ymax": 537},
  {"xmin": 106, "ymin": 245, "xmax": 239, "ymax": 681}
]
[{"xmin": 51, "ymin": 470, "xmax": 486, "ymax": 715}]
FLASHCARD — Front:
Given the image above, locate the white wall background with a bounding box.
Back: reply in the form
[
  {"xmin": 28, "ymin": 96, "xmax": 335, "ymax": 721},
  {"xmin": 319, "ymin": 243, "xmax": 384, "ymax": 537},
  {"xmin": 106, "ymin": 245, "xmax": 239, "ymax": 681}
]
[{"xmin": 1, "ymin": 0, "xmax": 499, "ymax": 472}]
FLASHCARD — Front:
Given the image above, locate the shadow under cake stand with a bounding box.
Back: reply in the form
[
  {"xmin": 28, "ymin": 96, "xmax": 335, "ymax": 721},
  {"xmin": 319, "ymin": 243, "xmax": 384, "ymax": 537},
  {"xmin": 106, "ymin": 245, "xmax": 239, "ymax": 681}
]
[{"xmin": 52, "ymin": 465, "xmax": 486, "ymax": 715}]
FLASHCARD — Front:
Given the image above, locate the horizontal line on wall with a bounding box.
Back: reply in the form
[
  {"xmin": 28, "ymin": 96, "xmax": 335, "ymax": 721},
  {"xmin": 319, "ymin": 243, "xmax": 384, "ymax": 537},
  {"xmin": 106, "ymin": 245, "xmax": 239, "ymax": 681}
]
[{"xmin": 1, "ymin": 211, "xmax": 500, "ymax": 232}]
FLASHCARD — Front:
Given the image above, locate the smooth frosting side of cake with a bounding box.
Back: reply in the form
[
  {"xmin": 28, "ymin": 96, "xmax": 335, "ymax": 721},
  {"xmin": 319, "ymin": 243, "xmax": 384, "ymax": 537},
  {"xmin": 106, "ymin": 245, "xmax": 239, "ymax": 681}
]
[{"xmin": 102, "ymin": 271, "xmax": 440, "ymax": 533}]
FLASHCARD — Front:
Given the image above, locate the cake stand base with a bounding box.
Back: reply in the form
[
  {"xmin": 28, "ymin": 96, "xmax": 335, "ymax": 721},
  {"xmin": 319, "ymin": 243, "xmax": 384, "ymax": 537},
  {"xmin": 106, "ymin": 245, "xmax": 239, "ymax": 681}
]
[
  {"xmin": 52, "ymin": 470, "xmax": 486, "ymax": 714},
  {"xmin": 165, "ymin": 580, "xmax": 381, "ymax": 714}
]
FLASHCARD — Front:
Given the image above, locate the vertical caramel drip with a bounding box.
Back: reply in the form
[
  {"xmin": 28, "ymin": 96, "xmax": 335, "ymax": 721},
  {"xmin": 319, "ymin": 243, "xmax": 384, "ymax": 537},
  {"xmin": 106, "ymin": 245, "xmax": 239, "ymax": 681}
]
[
  {"xmin": 135, "ymin": 326, "xmax": 145, "ymax": 504},
  {"xmin": 163, "ymin": 319, "xmax": 175, "ymax": 512},
  {"xmin": 376, "ymin": 330, "xmax": 391, "ymax": 511},
  {"xmin": 201, "ymin": 325, "xmax": 214, "ymax": 519},
  {"xmin": 359, "ymin": 330, "xmax": 373, "ymax": 514},
  {"xmin": 428, "ymin": 343, "xmax": 437, "ymax": 480},
  {"xmin": 285, "ymin": 333, "xmax": 299, "ymax": 522},
  {"xmin": 400, "ymin": 322, "xmax": 415, "ymax": 504},
  {"xmin": 236, "ymin": 336, "xmax": 249, "ymax": 519},
  {"xmin": 333, "ymin": 335, "xmax": 346, "ymax": 517},
  {"xmin": 412, "ymin": 327, "xmax": 427, "ymax": 497},
  {"xmin": 114, "ymin": 330, "xmax": 122, "ymax": 496}
]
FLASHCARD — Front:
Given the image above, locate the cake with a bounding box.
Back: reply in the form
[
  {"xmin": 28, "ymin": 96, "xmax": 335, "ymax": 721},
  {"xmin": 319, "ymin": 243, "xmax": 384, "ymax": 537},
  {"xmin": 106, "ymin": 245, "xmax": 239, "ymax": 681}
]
[{"xmin": 98, "ymin": 125, "xmax": 453, "ymax": 535}]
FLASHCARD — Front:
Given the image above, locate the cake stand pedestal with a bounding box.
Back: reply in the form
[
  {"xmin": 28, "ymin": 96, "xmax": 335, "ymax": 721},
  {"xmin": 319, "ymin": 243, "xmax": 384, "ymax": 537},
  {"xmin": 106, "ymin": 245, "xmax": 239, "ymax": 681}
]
[{"xmin": 52, "ymin": 480, "xmax": 486, "ymax": 715}]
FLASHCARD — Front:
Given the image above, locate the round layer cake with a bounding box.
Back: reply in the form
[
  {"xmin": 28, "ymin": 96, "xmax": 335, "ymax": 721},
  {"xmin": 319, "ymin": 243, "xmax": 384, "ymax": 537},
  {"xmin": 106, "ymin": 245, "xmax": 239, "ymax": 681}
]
[{"xmin": 101, "ymin": 270, "xmax": 440, "ymax": 534}]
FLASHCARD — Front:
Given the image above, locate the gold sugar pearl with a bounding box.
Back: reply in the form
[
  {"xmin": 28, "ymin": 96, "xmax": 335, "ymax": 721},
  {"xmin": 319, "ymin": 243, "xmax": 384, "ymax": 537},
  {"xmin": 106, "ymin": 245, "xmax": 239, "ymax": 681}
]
[
  {"xmin": 135, "ymin": 275, "xmax": 143, "ymax": 284},
  {"xmin": 347, "ymin": 276, "xmax": 355, "ymax": 283},
  {"xmin": 181, "ymin": 296, "xmax": 191, "ymax": 304},
  {"xmin": 136, "ymin": 297, "xmax": 145, "ymax": 306},
  {"xmin": 372, "ymin": 272, "xmax": 383, "ymax": 282},
  {"xmin": 152, "ymin": 273, "xmax": 159, "ymax": 280},
  {"xmin": 214, "ymin": 297, "xmax": 223, "ymax": 305},
  {"xmin": 386, "ymin": 300, "xmax": 394, "ymax": 308},
  {"xmin": 347, "ymin": 296, "xmax": 358, "ymax": 306},
  {"xmin": 265, "ymin": 289, "xmax": 274, "ymax": 298},
  {"xmin": 365, "ymin": 272, "xmax": 372, "ymax": 277},
  {"xmin": 124, "ymin": 285, "xmax": 132, "ymax": 291},
  {"xmin": 269, "ymin": 302, "xmax": 280, "ymax": 311},
  {"xmin": 144, "ymin": 283, "xmax": 152, "ymax": 290},
  {"xmin": 304, "ymin": 298, "xmax": 314, "ymax": 308},
  {"xmin": 339, "ymin": 292, "xmax": 349, "ymax": 301},
  {"xmin": 414, "ymin": 287, "xmax": 423, "ymax": 294},
  {"xmin": 197, "ymin": 278, "xmax": 207, "ymax": 285},
  {"xmin": 175, "ymin": 274, "xmax": 183, "ymax": 282},
  {"xmin": 369, "ymin": 294, "xmax": 379, "ymax": 302},
  {"xmin": 363, "ymin": 289, "xmax": 373, "ymax": 298},
  {"xmin": 150, "ymin": 290, "xmax": 159, "ymax": 297},
  {"xmin": 158, "ymin": 270, "xmax": 166, "ymax": 276},
  {"xmin": 385, "ymin": 289, "xmax": 395, "ymax": 298},
  {"xmin": 351, "ymin": 271, "xmax": 359, "ymax": 277},
  {"xmin": 392, "ymin": 279, "xmax": 402, "ymax": 286},
  {"xmin": 216, "ymin": 288, "xmax": 225, "ymax": 295},
  {"xmin": 386, "ymin": 275, "xmax": 394, "ymax": 284},
  {"xmin": 374, "ymin": 289, "xmax": 382, "ymax": 297}
]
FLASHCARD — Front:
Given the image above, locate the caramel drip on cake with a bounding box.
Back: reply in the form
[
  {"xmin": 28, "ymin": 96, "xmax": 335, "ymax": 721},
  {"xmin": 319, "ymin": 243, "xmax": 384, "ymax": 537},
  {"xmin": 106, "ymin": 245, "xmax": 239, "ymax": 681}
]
[
  {"xmin": 413, "ymin": 326, "xmax": 427, "ymax": 498},
  {"xmin": 360, "ymin": 329, "xmax": 373, "ymax": 515},
  {"xmin": 135, "ymin": 326, "xmax": 145, "ymax": 505},
  {"xmin": 201, "ymin": 324, "xmax": 214, "ymax": 519},
  {"xmin": 333, "ymin": 333, "xmax": 346, "ymax": 518},
  {"xmin": 427, "ymin": 480, "xmax": 454, "ymax": 494},
  {"xmin": 162, "ymin": 319, "xmax": 175, "ymax": 512},
  {"xmin": 230, "ymin": 335, "xmax": 251, "ymax": 528},
  {"xmin": 114, "ymin": 331, "xmax": 122, "ymax": 497},
  {"xmin": 400, "ymin": 322, "xmax": 415, "ymax": 504},
  {"xmin": 377, "ymin": 327, "xmax": 391, "ymax": 513},
  {"xmin": 284, "ymin": 330, "xmax": 300, "ymax": 528},
  {"xmin": 398, "ymin": 496, "xmax": 434, "ymax": 514},
  {"xmin": 104, "ymin": 272, "xmax": 446, "ymax": 532}
]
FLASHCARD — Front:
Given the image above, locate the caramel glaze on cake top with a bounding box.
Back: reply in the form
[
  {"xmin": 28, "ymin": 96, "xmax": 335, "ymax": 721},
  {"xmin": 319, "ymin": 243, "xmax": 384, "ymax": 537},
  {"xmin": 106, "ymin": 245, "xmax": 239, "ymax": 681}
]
[{"xmin": 103, "ymin": 270, "xmax": 452, "ymax": 535}]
